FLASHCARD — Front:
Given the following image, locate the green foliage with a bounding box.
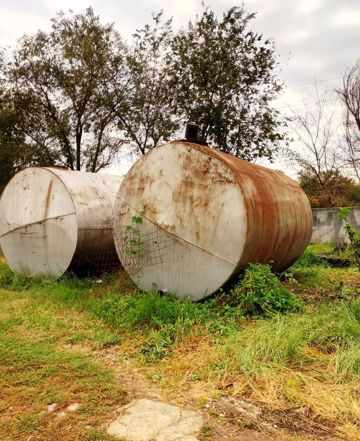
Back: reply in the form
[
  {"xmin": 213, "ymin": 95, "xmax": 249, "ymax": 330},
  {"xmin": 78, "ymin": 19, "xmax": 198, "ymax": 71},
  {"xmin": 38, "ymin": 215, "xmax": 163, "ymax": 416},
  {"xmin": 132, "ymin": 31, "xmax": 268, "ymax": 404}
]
[
  {"xmin": 131, "ymin": 215, "xmax": 143, "ymax": 225},
  {"xmin": 0, "ymin": 87, "xmax": 36, "ymax": 192},
  {"xmin": 229, "ymin": 264, "xmax": 303, "ymax": 316},
  {"xmin": 339, "ymin": 207, "xmax": 353, "ymax": 222},
  {"xmin": 344, "ymin": 224, "xmax": 360, "ymax": 270},
  {"xmin": 291, "ymin": 246, "xmax": 328, "ymax": 268},
  {"xmin": 2, "ymin": 5, "xmax": 286, "ymax": 168},
  {"xmin": 300, "ymin": 170, "xmax": 360, "ymax": 208},
  {"xmin": 168, "ymin": 6, "xmax": 285, "ymax": 160},
  {"xmin": 122, "ymin": 12, "xmax": 179, "ymax": 154},
  {"xmin": 4, "ymin": 257, "xmax": 360, "ymax": 380},
  {"xmin": 7, "ymin": 8, "xmax": 127, "ymax": 172},
  {"xmin": 91, "ymin": 290, "xmax": 240, "ymax": 361},
  {"xmin": 124, "ymin": 215, "xmax": 144, "ymax": 257},
  {"xmin": 140, "ymin": 327, "xmax": 176, "ymax": 361}
]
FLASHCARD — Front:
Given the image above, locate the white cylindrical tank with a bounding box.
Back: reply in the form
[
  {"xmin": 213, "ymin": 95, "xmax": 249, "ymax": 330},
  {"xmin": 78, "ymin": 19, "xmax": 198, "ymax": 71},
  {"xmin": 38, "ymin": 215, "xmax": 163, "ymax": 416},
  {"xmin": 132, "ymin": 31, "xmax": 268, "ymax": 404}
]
[
  {"xmin": 0, "ymin": 167, "xmax": 123, "ymax": 278},
  {"xmin": 113, "ymin": 141, "xmax": 313, "ymax": 301}
]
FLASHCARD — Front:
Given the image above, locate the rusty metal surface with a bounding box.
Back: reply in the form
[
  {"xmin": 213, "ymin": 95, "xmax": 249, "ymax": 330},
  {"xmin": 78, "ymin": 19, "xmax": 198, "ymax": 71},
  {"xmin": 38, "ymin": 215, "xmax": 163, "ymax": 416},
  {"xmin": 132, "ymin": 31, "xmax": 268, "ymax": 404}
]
[
  {"xmin": 0, "ymin": 167, "xmax": 123, "ymax": 278},
  {"xmin": 187, "ymin": 142, "xmax": 313, "ymax": 272},
  {"xmin": 113, "ymin": 141, "xmax": 312, "ymax": 301}
]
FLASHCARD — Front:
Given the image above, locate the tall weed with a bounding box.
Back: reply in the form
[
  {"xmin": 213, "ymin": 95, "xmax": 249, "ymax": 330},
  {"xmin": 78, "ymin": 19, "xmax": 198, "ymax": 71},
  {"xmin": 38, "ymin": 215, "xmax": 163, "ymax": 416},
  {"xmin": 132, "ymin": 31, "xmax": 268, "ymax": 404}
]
[{"xmin": 229, "ymin": 264, "xmax": 303, "ymax": 316}]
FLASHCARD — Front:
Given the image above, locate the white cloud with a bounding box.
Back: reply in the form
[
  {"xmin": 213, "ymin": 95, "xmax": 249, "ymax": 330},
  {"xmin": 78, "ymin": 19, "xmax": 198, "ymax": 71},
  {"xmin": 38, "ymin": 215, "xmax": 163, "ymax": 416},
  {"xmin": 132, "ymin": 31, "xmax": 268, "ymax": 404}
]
[
  {"xmin": 296, "ymin": 0, "xmax": 324, "ymax": 15},
  {"xmin": 0, "ymin": 10, "xmax": 49, "ymax": 47},
  {"xmin": 332, "ymin": 8, "xmax": 360, "ymax": 28}
]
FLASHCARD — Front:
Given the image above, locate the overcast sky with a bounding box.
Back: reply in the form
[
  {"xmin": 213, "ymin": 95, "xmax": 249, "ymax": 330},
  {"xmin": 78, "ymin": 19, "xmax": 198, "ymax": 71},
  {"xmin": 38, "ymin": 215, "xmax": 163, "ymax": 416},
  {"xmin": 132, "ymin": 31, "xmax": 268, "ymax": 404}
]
[{"xmin": 0, "ymin": 0, "xmax": 358, "ymax": 175}]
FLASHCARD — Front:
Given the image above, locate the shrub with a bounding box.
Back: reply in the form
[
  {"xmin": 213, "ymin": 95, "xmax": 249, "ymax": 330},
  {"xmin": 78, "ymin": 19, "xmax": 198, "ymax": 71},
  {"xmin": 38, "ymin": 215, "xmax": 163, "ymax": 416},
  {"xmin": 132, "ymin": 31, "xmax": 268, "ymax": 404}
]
[{"xmin": 229, "ymin": 264, "xmax": 303, "ymax": 317}]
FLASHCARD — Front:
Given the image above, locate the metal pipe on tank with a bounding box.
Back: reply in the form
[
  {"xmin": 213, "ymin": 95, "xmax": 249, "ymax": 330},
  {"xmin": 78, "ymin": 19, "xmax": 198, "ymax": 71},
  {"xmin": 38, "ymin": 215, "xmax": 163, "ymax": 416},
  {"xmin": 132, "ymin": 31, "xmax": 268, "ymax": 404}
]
[
  {"xmin": 0, "ymin": 167, "xmax": 123, "ymax": 278},
  {"xmin": 113, "ymin": 141, "xmax": 313, "ymax": 301}
]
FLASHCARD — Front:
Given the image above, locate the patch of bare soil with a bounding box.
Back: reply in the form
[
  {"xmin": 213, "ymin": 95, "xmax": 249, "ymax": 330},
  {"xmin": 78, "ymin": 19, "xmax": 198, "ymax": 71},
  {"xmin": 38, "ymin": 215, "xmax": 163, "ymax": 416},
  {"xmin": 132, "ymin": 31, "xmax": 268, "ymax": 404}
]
[{"xmin": 198, "ymin": 397, "xmax": 342, "ymax": 441}]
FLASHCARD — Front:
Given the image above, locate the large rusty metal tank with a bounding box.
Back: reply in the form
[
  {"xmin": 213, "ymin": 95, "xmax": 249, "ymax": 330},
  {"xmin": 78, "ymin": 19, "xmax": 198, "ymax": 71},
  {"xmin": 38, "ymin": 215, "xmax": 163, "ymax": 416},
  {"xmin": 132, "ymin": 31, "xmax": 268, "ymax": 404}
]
[
  {"xmin": 113, "ymin": 141, "xmax": 312, "ymax": 301},
  {"xmin": 0, "ymin": 167, "xmax": 123, "ymax": 278}
]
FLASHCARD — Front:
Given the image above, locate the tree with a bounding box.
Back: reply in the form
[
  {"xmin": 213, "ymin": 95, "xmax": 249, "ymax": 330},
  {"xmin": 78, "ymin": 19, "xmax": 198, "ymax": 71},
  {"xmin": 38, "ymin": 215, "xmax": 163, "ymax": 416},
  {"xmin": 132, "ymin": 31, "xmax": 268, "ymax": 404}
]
[
  {"xmin": 286, "ymin": 87, "xmax": 342, "ymax": 190},
  {"xmin": 7, "ymin": 8, "xmax": 128, "ymax": 172},
  {"xmin": 0, "ymin": 100, "xmax": 31, "ymax": 193},
  {"xmin": 337, "ymin": 62, "xmax": 360, "ymax": 181},
  {"xmin": 3, "ymin": 6, "xmax": 286, "ymax": 168},
  {"xmin": 0, "ymin": 52, "xmax": 33, "ymax": 192},
  {"xmin": 116, "ymin": 12, "xmax": 179, "ymax": 155},
  {"xmin": 167, "ymin": 6, "xmax": 285, "ymax": 161},
  {"xmin": 299, "ymin": 169, "xmax": 360, "ymax": 208}
]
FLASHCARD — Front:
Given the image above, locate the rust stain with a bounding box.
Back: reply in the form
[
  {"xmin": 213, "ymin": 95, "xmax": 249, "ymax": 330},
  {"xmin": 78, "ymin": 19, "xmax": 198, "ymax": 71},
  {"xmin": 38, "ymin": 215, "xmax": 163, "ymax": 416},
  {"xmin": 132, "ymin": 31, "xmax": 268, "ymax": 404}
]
[
  {"xmin": 44, "ymin": 180, "xmax": 54, "ymax": 219},
  {"xmin": 169, "ymin": 140, "xmax": 313, "ymax": 272}
]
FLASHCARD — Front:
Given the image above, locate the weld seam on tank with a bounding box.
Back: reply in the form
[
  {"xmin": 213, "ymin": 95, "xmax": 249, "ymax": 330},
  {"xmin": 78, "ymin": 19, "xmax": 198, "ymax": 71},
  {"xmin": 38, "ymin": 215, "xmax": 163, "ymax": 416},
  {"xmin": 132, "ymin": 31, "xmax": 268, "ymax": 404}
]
[
  {"xmin": 116, "ymin": 203, "xmax": 237, "ymax": 266},
  {"xmin": 0, "ymin": 213, "xmax": 76, "ymax": 239}
]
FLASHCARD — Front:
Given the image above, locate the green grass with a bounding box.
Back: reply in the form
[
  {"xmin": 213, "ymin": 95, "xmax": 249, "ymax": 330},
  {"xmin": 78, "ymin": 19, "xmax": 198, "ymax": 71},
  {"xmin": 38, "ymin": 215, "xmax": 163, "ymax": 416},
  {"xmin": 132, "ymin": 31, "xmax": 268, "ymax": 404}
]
[
  {"xmin": 292, "ymin": 244, "xmax": 331, "ymax": 267},
  {"xmin": 0, "ymin": 262, "xmax": 306, "ymax": 361},
  {"xmin": 2, "ymin": 247, "xmax": 360, "ymax": 439},
  {"xmin": 307, "ymin": 243, "xmax": 335, "ymax": 255},
  {"xmin": 0, "ymin": 271, "xmax": 242, "ymax": 362},
  {"xmin": 0, "ymin": 287, "xmax": 126, "ymax": 441},
  {"xmin": 283, "ymin": 244, "xmax": 360, "ymax": 295},
  {"xmin": 217, "ymin": 300, "xmax": 360, "ymax": 377},
  {"xmin": 0, "ymin": 256, "xmax": 358, "ymax": 366}
]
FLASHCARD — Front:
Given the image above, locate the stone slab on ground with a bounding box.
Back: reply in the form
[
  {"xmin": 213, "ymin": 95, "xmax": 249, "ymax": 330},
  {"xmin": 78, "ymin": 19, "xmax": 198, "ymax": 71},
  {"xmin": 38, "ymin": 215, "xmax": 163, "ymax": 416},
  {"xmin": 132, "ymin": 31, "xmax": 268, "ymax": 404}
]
[{"xmin": 107, "ymin": 399, "xmax": 203, "ymax": 441}]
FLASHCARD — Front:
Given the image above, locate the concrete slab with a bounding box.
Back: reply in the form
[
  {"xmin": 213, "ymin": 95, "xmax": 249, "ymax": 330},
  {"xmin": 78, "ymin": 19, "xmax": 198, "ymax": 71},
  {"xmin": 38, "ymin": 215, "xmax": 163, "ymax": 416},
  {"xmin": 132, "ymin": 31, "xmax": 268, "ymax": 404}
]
[{"xmin": 107, "ymin": 399, "xmax": 203, "ymax": 441}]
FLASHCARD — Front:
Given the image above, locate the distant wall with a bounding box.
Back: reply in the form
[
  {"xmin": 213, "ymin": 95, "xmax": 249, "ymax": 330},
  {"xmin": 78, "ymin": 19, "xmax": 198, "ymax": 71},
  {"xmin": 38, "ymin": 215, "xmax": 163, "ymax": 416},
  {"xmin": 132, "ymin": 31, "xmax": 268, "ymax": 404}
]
[{"xmin": 311, "ymin": 207, "xmax": 360, "ymax": 244}]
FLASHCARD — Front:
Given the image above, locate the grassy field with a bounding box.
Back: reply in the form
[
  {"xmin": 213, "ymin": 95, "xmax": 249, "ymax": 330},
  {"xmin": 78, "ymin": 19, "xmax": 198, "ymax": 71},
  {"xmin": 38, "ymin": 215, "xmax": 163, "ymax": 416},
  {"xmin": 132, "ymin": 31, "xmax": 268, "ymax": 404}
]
[{"xmin": 1, "ymin": 246, "xmax": 360, "ymax": 440}]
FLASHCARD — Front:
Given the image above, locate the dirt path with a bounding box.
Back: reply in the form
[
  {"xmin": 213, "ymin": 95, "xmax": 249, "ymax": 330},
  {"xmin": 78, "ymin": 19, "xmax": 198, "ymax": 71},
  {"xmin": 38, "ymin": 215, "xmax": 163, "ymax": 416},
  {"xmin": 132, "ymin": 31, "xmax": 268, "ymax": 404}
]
[{"xmin": 86, "ymin": 345, "xmax": 341, "ymax": 441}]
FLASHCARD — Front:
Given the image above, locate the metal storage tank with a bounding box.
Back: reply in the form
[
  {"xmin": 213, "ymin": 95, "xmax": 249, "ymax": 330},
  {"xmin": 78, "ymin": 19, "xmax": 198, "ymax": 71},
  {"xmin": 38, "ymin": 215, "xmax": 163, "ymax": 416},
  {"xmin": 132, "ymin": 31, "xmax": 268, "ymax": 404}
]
[
  {"xmin": 113, "ymin": 141, "xmax": 313, "ymax": 301},
  {"xmin": 0, "ymin": 167, "xmax": 123, "ymax": 278}
]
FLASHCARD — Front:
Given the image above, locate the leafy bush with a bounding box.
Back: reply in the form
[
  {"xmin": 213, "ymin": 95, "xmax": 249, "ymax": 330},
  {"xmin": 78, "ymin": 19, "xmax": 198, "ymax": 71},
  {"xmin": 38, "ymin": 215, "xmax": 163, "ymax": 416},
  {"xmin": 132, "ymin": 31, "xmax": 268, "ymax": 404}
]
[{"xmin": 229, "ymin": 264, "xmax": 303, "ymax": 317}]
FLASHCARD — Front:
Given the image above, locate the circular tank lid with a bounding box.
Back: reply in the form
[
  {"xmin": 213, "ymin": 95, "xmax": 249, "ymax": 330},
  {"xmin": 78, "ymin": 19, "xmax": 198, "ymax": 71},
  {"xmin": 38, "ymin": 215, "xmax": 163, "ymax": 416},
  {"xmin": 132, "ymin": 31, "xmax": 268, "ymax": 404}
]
[
  {"xmin": 113, "ymin": 141, "xmax": 247, "ymax": 301},
  {"xmin": 0, "ymin": 168, "xmax": 78, "ymax": 278}
]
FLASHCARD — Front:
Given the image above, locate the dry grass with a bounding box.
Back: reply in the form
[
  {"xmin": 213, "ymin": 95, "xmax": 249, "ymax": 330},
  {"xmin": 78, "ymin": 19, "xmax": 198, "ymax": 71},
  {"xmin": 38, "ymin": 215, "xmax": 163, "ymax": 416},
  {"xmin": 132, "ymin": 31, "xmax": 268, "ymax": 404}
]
[
  {"xmin": 2, "ymin": 249, "xmax": 360, "ymax": 440},
  {"xmin": 0, "ymin": 290, "xmax": 127, "ymax": 441}
]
